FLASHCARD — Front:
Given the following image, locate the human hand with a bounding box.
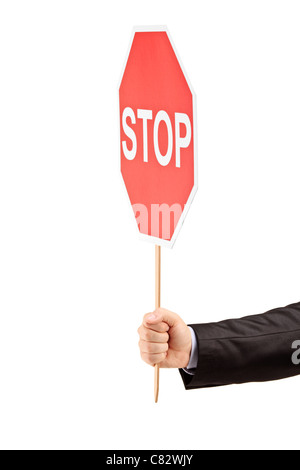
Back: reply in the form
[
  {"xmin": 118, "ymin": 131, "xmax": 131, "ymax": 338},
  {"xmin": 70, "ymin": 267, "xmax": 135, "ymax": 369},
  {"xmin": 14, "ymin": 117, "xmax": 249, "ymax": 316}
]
[{"xmin": 137, "ymin": 308, "xmax": 192, "ymax": 368}]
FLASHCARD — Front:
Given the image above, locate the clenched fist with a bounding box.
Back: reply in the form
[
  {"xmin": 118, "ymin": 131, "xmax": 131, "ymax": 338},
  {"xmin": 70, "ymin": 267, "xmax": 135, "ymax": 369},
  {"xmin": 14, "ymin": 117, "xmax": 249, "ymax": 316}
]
[{"xmin": 137, "ymin": 308, "xmax": 192, "ymax": 368}]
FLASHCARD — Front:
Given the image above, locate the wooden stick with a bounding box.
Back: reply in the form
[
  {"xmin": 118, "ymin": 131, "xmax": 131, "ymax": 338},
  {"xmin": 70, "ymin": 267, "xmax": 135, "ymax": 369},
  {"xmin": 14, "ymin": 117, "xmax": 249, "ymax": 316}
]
[{"xmin": 154, "ymin": 245, "xmax": 161, "ymax": 403}]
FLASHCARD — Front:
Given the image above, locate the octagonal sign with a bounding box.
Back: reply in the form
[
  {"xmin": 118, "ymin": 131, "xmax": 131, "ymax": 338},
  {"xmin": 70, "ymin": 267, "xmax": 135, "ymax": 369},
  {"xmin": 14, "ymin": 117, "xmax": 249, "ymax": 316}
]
[{"xmin": 119, "ymin": 26, "xmax": 197, "ymax": 247}]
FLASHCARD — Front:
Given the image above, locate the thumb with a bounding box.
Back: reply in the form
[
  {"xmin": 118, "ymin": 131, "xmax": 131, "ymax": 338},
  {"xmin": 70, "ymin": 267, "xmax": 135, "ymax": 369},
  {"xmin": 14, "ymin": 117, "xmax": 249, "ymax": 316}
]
[{"xmin": 144, "ymin": 308, "xmax": 178, "ymax": 328}]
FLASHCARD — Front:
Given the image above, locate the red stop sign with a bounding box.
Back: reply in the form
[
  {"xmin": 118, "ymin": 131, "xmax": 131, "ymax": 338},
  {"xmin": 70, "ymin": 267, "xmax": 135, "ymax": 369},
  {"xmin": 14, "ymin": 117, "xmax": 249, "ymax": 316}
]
[{"xmin": 119, "ymin": 27, "xmax": 197, "ymax": 247}]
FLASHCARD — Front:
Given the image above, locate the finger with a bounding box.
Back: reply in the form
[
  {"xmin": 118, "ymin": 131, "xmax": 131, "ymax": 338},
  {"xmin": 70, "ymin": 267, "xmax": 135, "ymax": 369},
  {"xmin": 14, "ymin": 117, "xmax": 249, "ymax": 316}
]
[
  {"xmin": 138, "ymin": 325, "xmax": 169, "ymax": 343},
  {"xmin": 143, "ymin": 314, "xmax": 169, "ymax": 333},
  {"xmin": 139, "ymin": 340, "xmax": 168, "ymax": 354},
  {"xmin": 140, "ymin": 351, "xmax": 167, "ymax": 366},
  {"xmin": 144, "ymin": 309, "xmax": 179, "ymax": 329}
]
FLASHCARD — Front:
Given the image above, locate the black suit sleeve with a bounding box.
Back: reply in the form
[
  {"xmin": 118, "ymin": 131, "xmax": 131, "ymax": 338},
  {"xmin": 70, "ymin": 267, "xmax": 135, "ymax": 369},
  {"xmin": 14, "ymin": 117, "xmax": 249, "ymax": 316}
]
[{"xmin": 179, "ymin": 301, "xmax": 300, "ymax": 389}]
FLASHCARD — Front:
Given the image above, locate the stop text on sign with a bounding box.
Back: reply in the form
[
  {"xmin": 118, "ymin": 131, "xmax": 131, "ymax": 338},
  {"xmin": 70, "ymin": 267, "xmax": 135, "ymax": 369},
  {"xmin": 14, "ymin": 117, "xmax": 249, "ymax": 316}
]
[{"xmin": 121, "ymin": 107, "xmax": 191, "ymax": 168}]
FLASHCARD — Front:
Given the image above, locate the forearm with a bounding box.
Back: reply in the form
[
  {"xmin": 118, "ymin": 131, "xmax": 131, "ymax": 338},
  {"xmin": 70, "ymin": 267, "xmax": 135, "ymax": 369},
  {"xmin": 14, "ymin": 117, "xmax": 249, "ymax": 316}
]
[{"xmin": 180, "ymin": 301, "xmax": 300, "ymax": 389}]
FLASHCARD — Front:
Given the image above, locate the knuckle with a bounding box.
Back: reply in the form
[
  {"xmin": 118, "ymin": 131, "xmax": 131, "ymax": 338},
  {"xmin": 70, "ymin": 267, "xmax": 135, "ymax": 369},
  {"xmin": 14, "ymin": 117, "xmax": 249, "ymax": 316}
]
[
  {"xmin": 140, "ymin": 350, "xmax": 145, "ymax": 362},
  {"xmin": 144, "ymin": 329, "xmax": 152, "ymax": 341},
  {"xmin": 141, "ymin": 352, "xmax": 149, "ymax": 364},
  {"xmin": 143, "ymin": 312, "xmax": 152, "ymax": 322},
  {"xmin": 145, "ymin": 353, "xmax": 154, "ymax": 365},
  {"xmin": 146, "ymin": 342, "xmax": 154, "ymax": 353},
  {"xmin": 141, "ymin": 341, "xmax": 152, "ymax": 353},
  {"xmin": 138, "ymin": 326, "xmax": 144, "ymax": 338},
  {"xmin": 157, "ymin": 353, "xmax": 166, "ymax": 364}
]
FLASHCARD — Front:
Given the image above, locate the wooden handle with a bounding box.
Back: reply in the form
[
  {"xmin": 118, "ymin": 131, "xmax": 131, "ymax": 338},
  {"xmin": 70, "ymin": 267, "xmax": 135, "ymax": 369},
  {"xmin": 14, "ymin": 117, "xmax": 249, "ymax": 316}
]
[
  {"xmin": 154, "ymin": 362, "xmax": 159, "ymax": 403},
  {"xmin": 154, "ymin": 245, "xmax": 161, "ymax": 403},
  {"xmin": 155, "ymin": 245, "xmax": 161, "ymax": 309}
]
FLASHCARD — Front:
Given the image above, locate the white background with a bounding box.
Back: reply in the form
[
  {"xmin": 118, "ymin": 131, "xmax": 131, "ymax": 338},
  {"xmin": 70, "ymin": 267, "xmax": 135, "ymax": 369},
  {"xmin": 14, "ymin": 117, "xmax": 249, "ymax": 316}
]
[{"xmin": 0, "ymin": 0, "xmax": 300, "ymax": 450}]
